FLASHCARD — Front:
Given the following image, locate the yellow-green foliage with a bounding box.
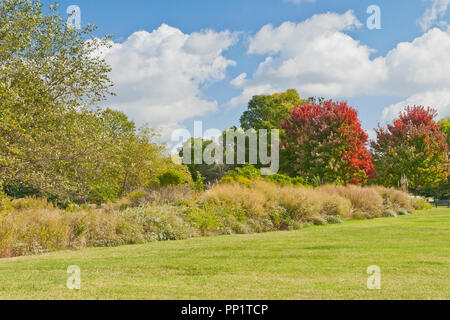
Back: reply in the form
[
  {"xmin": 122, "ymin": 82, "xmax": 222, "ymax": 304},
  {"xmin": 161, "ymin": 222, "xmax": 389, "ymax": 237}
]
[
  {"xmin": 158, "ymin": 169, "xmax": 187, "ymax": 187},
  {"xmin": 219, "ymin": 176, "xmax": 235, "ymax": 185},
  {"xmin": 221, "ymin": 164, "xmax": 306, "ymax": 187},
  {"xmin": 11, "ymin": 197, "xmax": 53, "ymax": 211},
  {"xmin": 411, "ymin": 197, "xmax": 433, "ymax": 211},
  {"xmin": 0, "ymin": 192, "xmax": 12, "ymax": 214}
]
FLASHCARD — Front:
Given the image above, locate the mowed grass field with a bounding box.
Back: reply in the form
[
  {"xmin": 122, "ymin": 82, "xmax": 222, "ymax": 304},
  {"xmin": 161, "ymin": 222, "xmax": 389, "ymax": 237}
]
[{"xmin": 0, "ymin": 209, "xmax": 448, "ymax": 300}]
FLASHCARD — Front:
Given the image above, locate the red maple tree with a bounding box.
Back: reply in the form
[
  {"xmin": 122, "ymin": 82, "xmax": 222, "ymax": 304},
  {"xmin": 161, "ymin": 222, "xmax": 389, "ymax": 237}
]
[
  {"xmin": 372, "ymin": 106, "xmax": 448, "ymax": 190},
  {"xmin": 281, "ymin": 100, "xmax": 375, "ymax": 184}
]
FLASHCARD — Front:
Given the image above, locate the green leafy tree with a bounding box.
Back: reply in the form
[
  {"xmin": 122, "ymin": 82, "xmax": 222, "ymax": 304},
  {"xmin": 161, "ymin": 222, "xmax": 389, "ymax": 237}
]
[
  {"xmin": 0, "ymin": 0, "xmax": 113, "ymax": 201},
  {"xmin": 115, "ymin": 126, "xmax": 168, "ymax": 196},
  {"xmin": 240, "ymin": 89, "xmax": 306, "ymax": 130},
  {"xmin": 416, "ymin": 117, "xmax": 450, "ymax": 200},
  {"xmin": 91, "ymin": 109, "xmax": 185, "ymax": 202}
]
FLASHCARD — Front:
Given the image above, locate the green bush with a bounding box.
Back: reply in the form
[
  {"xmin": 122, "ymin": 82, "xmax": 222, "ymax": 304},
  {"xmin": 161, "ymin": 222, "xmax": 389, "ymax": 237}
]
[
  {"xmin": 193, "ymin": 172, "xmax": 206, "ymax": 192},
  {"xmin": 158, "ymin": 170, "xmax": 186, "ymax": 187},
  {"xmin": 225, "ymin": 164, "xmax": 261, "ymax": 181},
  {"xmin": 412, "ymin": 198, "xmax": 433, "ymax": 211},
  {"xmin": 223, "ymin": 164, "xmax": 307, "ymax": 187},
  {"xmin": 219, "ymin": 177, "xmax": 235, "ymax": 185},
  {"xmin": 265, "ymin": 174, "xmax": 306, "ymax": 186}
]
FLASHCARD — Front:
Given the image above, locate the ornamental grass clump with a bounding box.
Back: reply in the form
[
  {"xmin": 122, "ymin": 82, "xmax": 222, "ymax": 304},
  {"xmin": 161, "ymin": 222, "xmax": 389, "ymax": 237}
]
[{"xmin": 0, "ymin": 180, "xmax": 415, "ymax": 259}]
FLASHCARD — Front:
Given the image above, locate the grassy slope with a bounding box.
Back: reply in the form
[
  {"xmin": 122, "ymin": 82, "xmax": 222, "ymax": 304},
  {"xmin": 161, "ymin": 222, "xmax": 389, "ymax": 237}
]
[{"xmin": 0, "ymin": 209, "xmax": 448, "ymax": 300}]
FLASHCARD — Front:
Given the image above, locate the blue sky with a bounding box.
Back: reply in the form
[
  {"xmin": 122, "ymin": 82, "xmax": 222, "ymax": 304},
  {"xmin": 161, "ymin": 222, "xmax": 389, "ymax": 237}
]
[{"xmin": 44, "ymin": 0, "xmax": 450, "ymax": 139}]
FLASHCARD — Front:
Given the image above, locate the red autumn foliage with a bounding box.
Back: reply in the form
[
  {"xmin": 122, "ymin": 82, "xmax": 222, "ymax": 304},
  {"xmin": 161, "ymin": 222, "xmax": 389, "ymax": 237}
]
[
  {"xmin": 388, "ymin": 106, "xmax": 438, "ymax": 136},
  {"xmin": 372, "ymin": 106, "xmax": 448, "ymax": 189},
  {"xmin": 281, "ymin": 100, "xmax": 375, "ymax": 184}
]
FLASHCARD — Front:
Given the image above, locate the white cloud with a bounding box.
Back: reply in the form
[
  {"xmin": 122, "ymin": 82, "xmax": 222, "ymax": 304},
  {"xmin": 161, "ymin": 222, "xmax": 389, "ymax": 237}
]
[
  {"xmin": 381, "ymin": 90, "xmax": 450, "ymax": 123},
  {"xmin": 230, "ymin": 73, "xmax": 247, "ymax": 87},
  {"xmin": 156, "ymin": 122, "xmax": 187, "ymax": 146},
  {"xmin": 231, "ymin": 11, "xmax": 450, "ymax": 126},
  {"xmin": 380, "ymin": 27, "xmax": 450, "ymax": 122},
  {"xmin": 383, "ymin": 27, "xmax": 450, "ymax": 96},
  {"xmin": 102, "ymin": 24, "xmax": 237, "ymax": 128},
  {"xmin": 230, "ymin": 11, "xmax": 387, "ymax": 106},
  {"xmin": 247, "ymin": 10, "xmax": 362, "ymax": 55},
  {"xmin": 99, "ymin": 12, "xmax": 450, "ymax": 133},
  {"xmin": 418, "ymin": 0, "xmax": 450, "ymax": 31}
]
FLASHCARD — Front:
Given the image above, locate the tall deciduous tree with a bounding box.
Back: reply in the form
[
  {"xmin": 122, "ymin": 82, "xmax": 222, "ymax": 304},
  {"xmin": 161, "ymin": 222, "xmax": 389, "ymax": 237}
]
[
  {"xmin": 240, "ymin": 89, "xmax": 306, "ymax": 130},
  {"xmin": 0, "ymin": 0, "xmax": 113, "ymax": 201},
  {"xmin": 281, "ymin": 101, "xmax": 375, "ymax": 185},
  {"xmin": 0, "ymin": 1, "xmax": 191, "ymax": 203},
  {"xmin": 372, "ymin": 106, "xmax": 448, "ymax": 191}
]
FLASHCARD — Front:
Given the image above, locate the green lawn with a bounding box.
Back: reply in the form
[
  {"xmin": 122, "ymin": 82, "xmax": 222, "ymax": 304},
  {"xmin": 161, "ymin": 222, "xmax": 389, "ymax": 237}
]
[{"xmin": 0, "ymin": 209, "xmax": 449, "ymax": 300}]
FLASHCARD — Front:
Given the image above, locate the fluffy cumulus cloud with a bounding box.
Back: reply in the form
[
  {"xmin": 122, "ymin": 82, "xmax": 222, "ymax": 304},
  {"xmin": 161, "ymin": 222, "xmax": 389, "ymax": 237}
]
[
  {"xmin": 230, "ymin": 11, "xmax": 387, "ymax": 106},
  {"xmin": 99, "ymin": 10, "xmax": 450, "ymax": 131},
  {"xmin": 380, "ymin": 27, "xmax": 450, "ymax": 121},
  {"xmin": 418, "ymin": 0, "xmax": 450, "ymax": 31},
  {"xmin": 381, "ymin": 90, "xmax": 450, "ymax": 124},
  {"xmin": 383, "ymin": 27, "xmax": 450, "ymax": 96},
  {"xmin": 102, "ymin": 24, "xmax": 237, "ymax": 127},
  {"xmin": 230, "ymin": 11, "xmax": 450, "ymax": 122}
]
